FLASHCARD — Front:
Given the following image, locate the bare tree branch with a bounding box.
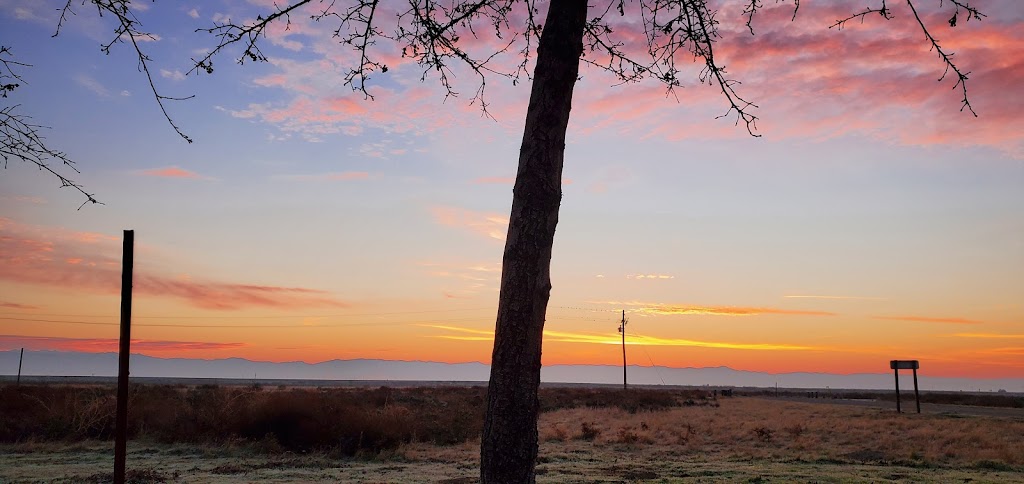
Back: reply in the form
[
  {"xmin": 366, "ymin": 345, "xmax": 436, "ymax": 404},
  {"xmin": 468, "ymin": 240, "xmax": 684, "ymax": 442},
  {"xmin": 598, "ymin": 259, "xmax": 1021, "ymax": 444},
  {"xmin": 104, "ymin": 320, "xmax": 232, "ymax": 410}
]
[
  {"xmin": 56, "ymin": 1, "xmax": 195, "ymax": 143},
  {"xmin": 905, "ymin": 0, "xmax": 979, "ymax": 116},
  {"xmin": 830, "ymin": 0, "xmax": 982, "ymax": 116},
  {"xmin": 582, "ymin": 1, "xmax": 760, "ymax": 135},
  {"xmin": 1, "ymin": 46, "xmax": 100, "ymax": 209}
]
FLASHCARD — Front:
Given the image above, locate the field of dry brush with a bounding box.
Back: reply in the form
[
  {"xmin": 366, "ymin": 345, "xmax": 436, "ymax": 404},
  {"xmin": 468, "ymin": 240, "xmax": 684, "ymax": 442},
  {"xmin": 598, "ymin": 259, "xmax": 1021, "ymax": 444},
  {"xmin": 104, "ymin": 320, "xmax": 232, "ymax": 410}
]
[{"xmin": 2, "ymin": 384, "xmax": 1023, "ymax": 482}]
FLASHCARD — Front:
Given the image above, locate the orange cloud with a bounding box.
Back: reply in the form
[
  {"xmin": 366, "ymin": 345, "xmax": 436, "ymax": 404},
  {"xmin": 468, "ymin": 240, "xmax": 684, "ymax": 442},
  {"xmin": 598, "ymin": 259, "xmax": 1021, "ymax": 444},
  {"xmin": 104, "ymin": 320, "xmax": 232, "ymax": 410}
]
[
  {"xmin": 139, "ymin": 166, "xmax": 208, "ymax": 179},
  {"xmin": 952, "ymin": 333, "xmax": 1024, "ymax": 339},
  {"xmin": 0, "ymin": 334, "xmax": 244, "ymax": 353},
  {"xmin": 638, "ymin": 306, "xmax": 835, "ymax": 317},
  {"xmin": 874, "ymin": 316, "xmax": 983, "ymax": 325},
  {"xmin": 783, "ymin": 295, "xmax": 886, "ymax": 300},
  {"xmin": 589, "ymin": 300, "xmax": 834, "ymax": 317},
  {"xmin": 0, "ymin": 218, "xmax": 349, "ymax": 311},
  {"xmin": 0, "ymin": 301, "xmax": 39, "ymax": 310},
  {"xmin": 421, "ymin": 325, "xmax": 818, "ymax": 351},
  {"xmin": 429, "ymin": 205, "xmax": 508, "ymax": 241}
]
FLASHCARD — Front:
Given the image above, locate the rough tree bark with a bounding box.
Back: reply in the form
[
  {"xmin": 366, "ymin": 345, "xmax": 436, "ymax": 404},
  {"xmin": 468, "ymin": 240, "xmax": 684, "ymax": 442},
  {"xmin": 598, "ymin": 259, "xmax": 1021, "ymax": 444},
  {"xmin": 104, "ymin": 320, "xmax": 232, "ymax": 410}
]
[{"xmin": 480, "ymin": 1, "xmax": 587, "ymax": 483}]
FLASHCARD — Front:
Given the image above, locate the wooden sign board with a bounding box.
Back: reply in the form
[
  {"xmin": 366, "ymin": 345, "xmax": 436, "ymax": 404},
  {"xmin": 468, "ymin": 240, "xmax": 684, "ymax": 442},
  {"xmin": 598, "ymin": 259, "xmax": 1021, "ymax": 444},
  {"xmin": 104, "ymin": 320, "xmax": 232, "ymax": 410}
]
[{"xmin": 890, "ymin": 360, "xmax": 919, "ymax": 370}]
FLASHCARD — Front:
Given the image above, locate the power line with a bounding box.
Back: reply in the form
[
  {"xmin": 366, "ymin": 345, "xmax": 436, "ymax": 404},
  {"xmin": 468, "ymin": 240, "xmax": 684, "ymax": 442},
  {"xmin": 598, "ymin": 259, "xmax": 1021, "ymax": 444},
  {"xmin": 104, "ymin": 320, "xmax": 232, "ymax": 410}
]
[
  {"xmin": 630, "ymin": 330, "xmax": 668, "ymax": 385},
  {"xmin": 0, "ymin": 316, "xmax": 490, "ymax": 329},
  {"xmin": 0, "ymin": 306, "xmax": 495, "ymax": 320}
]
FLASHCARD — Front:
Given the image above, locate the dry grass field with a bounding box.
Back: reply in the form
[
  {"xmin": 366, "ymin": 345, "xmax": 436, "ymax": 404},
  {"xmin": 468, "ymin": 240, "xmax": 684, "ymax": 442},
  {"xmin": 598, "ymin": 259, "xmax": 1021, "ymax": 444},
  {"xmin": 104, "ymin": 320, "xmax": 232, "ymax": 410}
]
[{"xmin": 2, "ymin": 384, "xmax": 1023, "ymax": 482}]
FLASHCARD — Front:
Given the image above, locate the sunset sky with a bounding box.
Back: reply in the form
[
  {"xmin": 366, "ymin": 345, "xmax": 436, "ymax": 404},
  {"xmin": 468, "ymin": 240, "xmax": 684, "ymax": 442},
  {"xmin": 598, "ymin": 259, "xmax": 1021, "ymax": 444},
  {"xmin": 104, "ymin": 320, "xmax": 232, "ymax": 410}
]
[{"xmin": 1, "ymin": 0, "xmax": 1021, "ymax": 380}]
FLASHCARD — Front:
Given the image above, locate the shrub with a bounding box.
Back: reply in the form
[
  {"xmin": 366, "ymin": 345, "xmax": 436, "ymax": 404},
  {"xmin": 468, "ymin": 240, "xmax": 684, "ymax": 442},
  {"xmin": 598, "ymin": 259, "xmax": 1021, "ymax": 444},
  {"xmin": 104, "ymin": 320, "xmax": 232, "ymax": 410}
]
[{"xmin": 579, "ymin": 422, "xmax": 602, "ymax": 441}]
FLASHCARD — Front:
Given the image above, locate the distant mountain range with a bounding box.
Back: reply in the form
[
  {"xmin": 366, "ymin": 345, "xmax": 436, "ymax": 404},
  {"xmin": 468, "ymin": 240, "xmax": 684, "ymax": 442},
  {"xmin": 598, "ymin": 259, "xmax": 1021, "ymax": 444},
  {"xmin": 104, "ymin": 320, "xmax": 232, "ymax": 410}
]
[{"xmin": 2, "ymin": 349, "xmax": 1021, "ymax": 392}]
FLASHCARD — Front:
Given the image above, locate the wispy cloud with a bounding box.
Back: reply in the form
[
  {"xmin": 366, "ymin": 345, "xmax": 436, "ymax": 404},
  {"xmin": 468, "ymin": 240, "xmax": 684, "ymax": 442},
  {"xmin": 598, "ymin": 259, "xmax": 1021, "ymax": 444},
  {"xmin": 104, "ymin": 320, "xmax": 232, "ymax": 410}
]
[
  {"xmin": 283, "ymin": 171, "xmax": 370, "ymax": 182},
  {"xmin": 588, "ymin": 300, "xmax": 834, "ymax": 317},
  {"xmin": 638, "ymin": 306, "xmax": 835, "ymax": 317},
  {"xmin": 472, "ymin": 176, "xmax": 516, "ymax": 184},
  {"xmin": 159, "ymin": 69, "xmax": 186, "ymax": 81},
  {"xmin": 429, "ymin": 205, "xmax": 508, "ymax": 241},
  {"xmin": 0, "ymin": 334, "xmax": 244, "ymax": 353},
  {"xmin": 138, "ymin": 166, "xmax": 209, "ymax": 179},
  {"xmin": 74, "ymin": 74, "xmax": 109, "ymax": 97},
  {"xmin": 0, "ymin": 217, "xmax": 349, "ymax": 310},
  {"xmin": 0, "ymin": 301, "xmax": 39, "ymax": 310},
  {"xmin": 950, "ymin": 333, "xmax": 1024, "ymax": 339},
  {"xmin": 0, "ymin": 195, "xmax": 46, "ymax": 205},
  {"xmin": 873, "ymin": 315, "xmax": 983, "ymax": 325},
  {"xmin": 422, "ymin": 325, "xmax": 818, "ymax": 351},
  {"xmin": 419, "ymin": 260, "xmax": 500, "ymax": 298},
  {"xmin": 982, "ymin": 347, "xmax": 1024, "ymax": 356},
  {"xmin": 626, "ymin": 274, "xmax": 675, "ymax": 280},
  {"xmin": 784, "ymin": 295, "xmax": 886, "ymax": 301}
]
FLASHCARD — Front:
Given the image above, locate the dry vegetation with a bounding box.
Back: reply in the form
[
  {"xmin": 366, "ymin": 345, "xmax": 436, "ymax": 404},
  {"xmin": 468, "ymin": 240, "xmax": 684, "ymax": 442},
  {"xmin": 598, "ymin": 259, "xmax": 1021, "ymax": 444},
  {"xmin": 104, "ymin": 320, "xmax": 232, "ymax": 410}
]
[{"xmin": 2, "ymin": 383, "xmax": 1024, "ymax": 482}]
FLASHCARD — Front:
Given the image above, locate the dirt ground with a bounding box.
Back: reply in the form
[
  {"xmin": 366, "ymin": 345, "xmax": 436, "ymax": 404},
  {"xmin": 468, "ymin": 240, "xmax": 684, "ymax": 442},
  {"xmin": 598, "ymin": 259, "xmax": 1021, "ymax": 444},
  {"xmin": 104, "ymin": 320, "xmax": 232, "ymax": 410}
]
[{"xmin": 3, "ymin": 396, "xmax": 1023, "ymax": 483}]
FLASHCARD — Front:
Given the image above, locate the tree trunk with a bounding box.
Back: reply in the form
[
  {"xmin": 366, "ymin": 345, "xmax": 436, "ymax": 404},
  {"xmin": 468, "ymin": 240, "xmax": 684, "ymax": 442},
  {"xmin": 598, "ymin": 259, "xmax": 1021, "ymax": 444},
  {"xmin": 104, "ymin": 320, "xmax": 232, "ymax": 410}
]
[{"xmin": 480, "ymin": 1, "xmax": 587, "ymax": 483}]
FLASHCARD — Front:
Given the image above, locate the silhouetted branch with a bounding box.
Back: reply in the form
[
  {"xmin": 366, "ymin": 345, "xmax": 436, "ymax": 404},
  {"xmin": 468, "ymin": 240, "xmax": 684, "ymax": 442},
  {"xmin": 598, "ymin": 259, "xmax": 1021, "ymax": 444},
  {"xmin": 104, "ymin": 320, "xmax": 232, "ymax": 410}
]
[
  {"xmin": 1, "ymin": 47, "xmax": 99, "ymax": 208},
  {"xmin": 583, "ymin": 0, "xmax": 760, "ymax": 135},
  {"xmin": 830, "ymin": 0, "xmax": 982, "ymax": 116},
  {"xmin": 56, "ymin": 1, "xmax": 194, "ymax": 143},
  {"xmin": 743, "ymin": 0, "xmax": 800, "ymax": 35},
  {"xmin": 830, "ymin": 0, "xmax": 894, "ymax": 29},
  {"xmin": 905, "ymin": 0, "xmax": 978, "ymax": 115},
  {"xmin": 190, "ymin": 0, "xmax": 313, "ymax": 76}
]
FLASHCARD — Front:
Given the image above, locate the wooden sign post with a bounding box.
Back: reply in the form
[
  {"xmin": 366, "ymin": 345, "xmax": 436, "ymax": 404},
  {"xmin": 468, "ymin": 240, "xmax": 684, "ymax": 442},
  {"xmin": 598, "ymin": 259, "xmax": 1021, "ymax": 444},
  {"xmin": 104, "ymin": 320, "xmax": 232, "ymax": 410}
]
[{"xmin": 889, "ymin": 360, "xmax": 921, "ymax": 414}]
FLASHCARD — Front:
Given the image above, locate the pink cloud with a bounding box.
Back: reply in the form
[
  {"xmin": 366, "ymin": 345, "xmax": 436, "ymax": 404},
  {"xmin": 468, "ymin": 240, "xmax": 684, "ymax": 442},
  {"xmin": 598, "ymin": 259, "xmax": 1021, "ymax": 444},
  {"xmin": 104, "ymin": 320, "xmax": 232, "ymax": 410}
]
[
  {"xmin": 571, "ymin": 1, "xmax": 1024, "ymax": 155},
  {"xmin": 211, "ymin": 1, "xmax": 1020, "ymax": 155},
  {"xmin": 589, "ymin": 300, "xmax": 835, "ymax": 317},
  {"xmin": 0, "ymin": 301, "xmax": 39, "ymax": 310},
  {"xmin": 0, "ymin": 218, "xmax": 349, "ymax": 311},
  {"xmin": 638, "ymin": 305, "xmax": 836, "ymax": 317},
  {"xmin": 429, "ymin": 205, "xmax": 509, "ymax": 241},
  {"xmin": 285, "ymin": 171, "xmax": 371, "ymax": 182},
  {"xmin": 326, "ymin": 171, "xmax": 369, "ymax": 181},
  {"xmin": 139, "ymin": 166, "xmax": 208, "ymax": 179},
  {"xmin": 874, "ymin": 315, "xmax": 983, "ymax": 325},
  {"xmin": 0, "ymin": 334, "xmax": 244, "ymax": 353}
]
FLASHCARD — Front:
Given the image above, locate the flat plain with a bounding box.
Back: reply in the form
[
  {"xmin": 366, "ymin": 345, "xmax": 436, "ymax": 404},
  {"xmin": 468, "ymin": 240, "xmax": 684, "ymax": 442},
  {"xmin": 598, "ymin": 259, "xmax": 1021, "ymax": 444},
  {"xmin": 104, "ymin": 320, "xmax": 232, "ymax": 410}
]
[{"xmin": 2, "ymin": 385, "xmax": 1023, "ymax": 483}]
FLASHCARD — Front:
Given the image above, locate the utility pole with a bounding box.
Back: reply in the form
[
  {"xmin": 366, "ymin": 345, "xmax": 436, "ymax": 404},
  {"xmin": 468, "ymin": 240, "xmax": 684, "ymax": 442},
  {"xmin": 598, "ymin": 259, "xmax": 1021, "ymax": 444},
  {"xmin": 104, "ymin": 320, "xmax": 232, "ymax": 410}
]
[
  {"xmin": 114, "ymin": 230, "xmax": 134, "ymax": 484},
  {"xmin": 618, "ymin": 310, "xmax": 627, "ymax": 390}
]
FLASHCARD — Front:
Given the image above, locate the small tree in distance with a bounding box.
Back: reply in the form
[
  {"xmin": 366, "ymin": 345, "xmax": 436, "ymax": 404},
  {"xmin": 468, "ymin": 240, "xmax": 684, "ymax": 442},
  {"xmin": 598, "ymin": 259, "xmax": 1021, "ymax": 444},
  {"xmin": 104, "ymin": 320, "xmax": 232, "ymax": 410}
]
[{"xmin": 7, "ymin": 0, "xmax": 986, "ymax": 482}]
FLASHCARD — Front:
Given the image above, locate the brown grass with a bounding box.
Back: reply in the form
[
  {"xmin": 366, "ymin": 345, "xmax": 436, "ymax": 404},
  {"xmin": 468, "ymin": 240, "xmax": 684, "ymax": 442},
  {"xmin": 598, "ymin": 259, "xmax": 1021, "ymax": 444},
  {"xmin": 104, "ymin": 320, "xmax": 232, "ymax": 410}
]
[
  {"xmin": 0, "ymin": 384, "xmax": 707, "ymax": 455},
  {"xmin": 3, "ymin": 391, "xmax": 1024, "ymax": 482},
  {"xmin": 4, "ymin": 383, "xmax": 1022, "ymax": 473},
  {"xmin": 536, "ymin": 397, "xmax": 1024, "ymax": 468}
]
